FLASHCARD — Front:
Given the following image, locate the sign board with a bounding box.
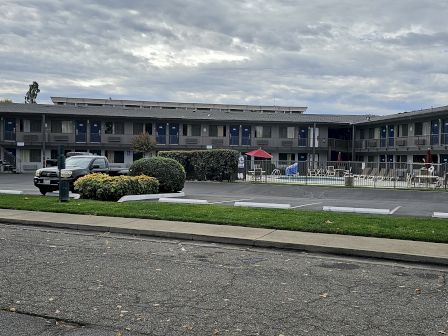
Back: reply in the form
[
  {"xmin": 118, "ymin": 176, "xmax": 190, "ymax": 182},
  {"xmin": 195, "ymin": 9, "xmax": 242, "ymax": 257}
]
[
  {"xmin": 238, "ymin": 156, "xmax": 245, "ymax": 168},
  {"xmin": 206, "ymin": 145, "xmax": 213, "ymax": 149},
  {"xmin": 16, "ymin": 142, "xmax": 25, "ymax": 147}
]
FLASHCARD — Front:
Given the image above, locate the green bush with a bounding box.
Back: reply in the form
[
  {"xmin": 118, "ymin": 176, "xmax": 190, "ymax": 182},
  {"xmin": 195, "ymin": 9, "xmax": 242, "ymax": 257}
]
[
  {"xmin": 74, "ymin": 173, "xmax": 159, "ymax": 201},
  {"xmin": 129, "ymin": 157, "xmax": 185, "ymax": 193},
  {"xmin": 159, "ymin": 149, "xmax": 239, "ymax": 181},
  {"xmin": 158, "ymin": 149, "xmax": 238, "ymax": 181}
]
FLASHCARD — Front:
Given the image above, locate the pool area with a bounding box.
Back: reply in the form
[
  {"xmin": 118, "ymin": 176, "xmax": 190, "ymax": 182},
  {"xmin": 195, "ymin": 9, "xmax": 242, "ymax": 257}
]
[{"xmin": 276, "ymin": 176, "xmax": 345, "ymax": 183}]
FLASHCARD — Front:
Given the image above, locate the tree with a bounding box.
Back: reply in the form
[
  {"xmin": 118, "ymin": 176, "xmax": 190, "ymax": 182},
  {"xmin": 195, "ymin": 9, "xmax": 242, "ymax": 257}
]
[
  {"xmin": 0, "ymin": 99, "xmax": 12, "ymax": 104},
  {"xmin": 131, "ymin": 133, "xmax": 156, "ymax": 157},
  {"xmin": 25, "ymin": 81, "xmax": 40, "ymax": 104}
]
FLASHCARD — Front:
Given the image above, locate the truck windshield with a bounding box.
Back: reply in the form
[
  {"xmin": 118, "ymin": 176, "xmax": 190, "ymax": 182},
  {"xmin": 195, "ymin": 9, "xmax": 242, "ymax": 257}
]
[{"xmin": 65, "ymin": 157, "xmax": 92, "ymax": 169}]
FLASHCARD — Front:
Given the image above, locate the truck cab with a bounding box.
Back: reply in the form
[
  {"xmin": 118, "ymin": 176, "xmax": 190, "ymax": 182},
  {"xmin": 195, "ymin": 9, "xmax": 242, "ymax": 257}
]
[{"xmin": 34, "ymin": 155, "xmax": 111, "ymax": 195}]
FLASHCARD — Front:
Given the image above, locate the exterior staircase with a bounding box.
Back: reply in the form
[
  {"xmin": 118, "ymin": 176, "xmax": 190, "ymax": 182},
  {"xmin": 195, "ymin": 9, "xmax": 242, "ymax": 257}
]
[{"xmin": 1, "ymin": 149, "xmax": 17, "ymax": 173}]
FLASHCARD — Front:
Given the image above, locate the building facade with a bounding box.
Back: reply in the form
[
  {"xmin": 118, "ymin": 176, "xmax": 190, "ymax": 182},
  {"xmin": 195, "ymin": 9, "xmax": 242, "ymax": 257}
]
[{"xmin": 0, "ymin": 98, "xmax": 447, "ymax": 172}]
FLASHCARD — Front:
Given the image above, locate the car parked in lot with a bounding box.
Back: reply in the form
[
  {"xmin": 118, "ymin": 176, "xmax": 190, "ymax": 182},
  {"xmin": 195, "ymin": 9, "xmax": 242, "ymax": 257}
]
[{"xmin": 34, "ymin": 155, "xmax": 128, "ymax": 195}]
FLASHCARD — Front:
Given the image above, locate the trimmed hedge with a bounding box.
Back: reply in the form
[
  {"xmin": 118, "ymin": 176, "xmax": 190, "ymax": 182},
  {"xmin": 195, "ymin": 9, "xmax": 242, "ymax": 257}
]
[
  {"xmin": 159, "ymin": 149, "xmax": 239, "ymax": 181},
  {"xmin": 129, "ymin": 157, "xmax": 185, "ymax": 193},
  {"xmin": 74, "ymin": 173, "xmax": 159, "ymax": 201}
]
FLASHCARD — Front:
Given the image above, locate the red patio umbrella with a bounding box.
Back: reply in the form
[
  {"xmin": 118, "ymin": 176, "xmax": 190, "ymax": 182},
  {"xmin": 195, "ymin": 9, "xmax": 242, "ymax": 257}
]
[{"xmin": 245, "ymin": 148, "xmax": 273, "ymax": 159}]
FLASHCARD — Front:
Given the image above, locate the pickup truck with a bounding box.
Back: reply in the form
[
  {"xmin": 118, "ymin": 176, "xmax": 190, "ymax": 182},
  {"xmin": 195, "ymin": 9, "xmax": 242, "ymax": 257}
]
[{"xmin": 34, "ymin": 155, "xmax": 128, "ymax": 195}]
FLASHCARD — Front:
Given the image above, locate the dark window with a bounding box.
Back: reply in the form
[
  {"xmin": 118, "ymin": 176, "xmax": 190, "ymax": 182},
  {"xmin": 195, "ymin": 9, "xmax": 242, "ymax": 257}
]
[
  {"xmin": 182, "ymin": 125, "xmax": 188, "ymax": 136},
  {"xmin": 114, "ymin": 151, "xmax": 124, "ymax": 163},
  {"xmin": 30, "ymin": 120, "xmax": 41, "ymax": 132},
  {"xmin": 209, "ymin": 125, "xmax": 218, "ymax": 137},
  {"xmin": 144, "ymin": 123, "xmax": 152, "ymax": 135},
  {"xmin": 51, "ymin": 149, "xmax": 58, "ymax": 159},
  {"xmin": 368, "ymin": 128, "xmax": 374, "ymax": 139},
  {"xmin": 133, "ymin": 123, "xmax": 144, "ymax": 135},
  {"xmin": 105, "ymin": 122, "xmax": 113, "ymax": 134},
  {"xmin": 359, "ymin": 129, "xmax": 365, "ymax": 140},
  {"xmin": 30, "ymin": 149, "xmax": 41, "ymax": 163},
  {"xmin": 401, "ymin": 124, "xmax": 408, "ymax": 137},
  {"xmin": 414, "ymin": 122, "xmax": 423, "ymax": 136},
  {"xmin": 114, "ymin": 122, "xmax": 124, "ymax": 135},
  {"xmin": 51, "ymin": 120, "xmax": 62, "ymax": 133},
  {"xmin": 191, "ymin": 125, "xmax": 201, "ymax": 136}
]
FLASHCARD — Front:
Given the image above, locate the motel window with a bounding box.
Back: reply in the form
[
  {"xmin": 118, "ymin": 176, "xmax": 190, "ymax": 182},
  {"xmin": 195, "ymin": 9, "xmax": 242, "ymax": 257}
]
[
  {"xmin": 105, "ymin": 150, "xmax": 124, "ymax": 163},
  {"xmin": 209, "ymin": 125, "xmax": 226, "ymax": 137},
  {"xmin": 105, "ymin": 122, "xmax": 124, "ymax": 135},
  {"xmin": 20, "ymin": 119, "xmax": 41, "ymax": 133},
  {"xmin": 51, "ymin": 120, "xmax": 73, "ymax": 134},
  {"xmin": 254, "ymin": 126, "xmax": 272, "ymax": 138},
  {"xmin": 182, "ymin": 124, "xmax": 201, "ymax": 137},
  {"xmin": 279, "ymin": 126, "xmax": 295, "ymax": 139},
  {"xmin": 400, "ymin": 124, "xmax": 408, "ymax": 137},
  {"xmin": 144, "ymin": 123, "xmax": 152, "ymax": 135},
  {"xmin": 368, "ymin": 128, "xmax": 374, "ymax": 139},
  {"xmin": 414, "ymin": 122, "xmax": 423, "ymax": 136},
  {"xmin": 21, "ymin": 149, "xmax": 41, "ymax": 163},
  {"xmin": 133, "ymin": 122, "xmax": 144, "ymax": 135},
  {"xmin": 359, "ymin": 129, "xmax": 365, "ymax": 140}
]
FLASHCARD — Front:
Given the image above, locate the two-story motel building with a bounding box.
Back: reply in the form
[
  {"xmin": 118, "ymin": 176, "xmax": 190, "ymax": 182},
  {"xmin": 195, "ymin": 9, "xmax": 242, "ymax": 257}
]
[{"xmin": 0, "ymin": 96, "xmax": 447, "ymax": 172}]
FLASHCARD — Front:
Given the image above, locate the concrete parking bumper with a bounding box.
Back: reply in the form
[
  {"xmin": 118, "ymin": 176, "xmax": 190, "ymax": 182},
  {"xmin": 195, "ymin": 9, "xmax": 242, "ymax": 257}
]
[{"xmin": 0, "ymin": 209, "xmax": 447, "ymax": 266}]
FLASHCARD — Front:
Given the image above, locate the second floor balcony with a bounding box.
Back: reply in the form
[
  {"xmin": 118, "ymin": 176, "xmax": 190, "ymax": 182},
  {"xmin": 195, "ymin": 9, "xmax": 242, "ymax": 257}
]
[
  {"xmin": 355, "ymin": 134, "xmax": 448, "ymax": 150},
  {"xmin": 1, "ymin": 130, "xmax": 352, "ymax": 151}
]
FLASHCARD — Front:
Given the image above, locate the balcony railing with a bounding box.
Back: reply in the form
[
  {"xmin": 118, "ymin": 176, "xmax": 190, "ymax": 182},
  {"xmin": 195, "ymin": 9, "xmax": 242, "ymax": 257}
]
[
  {"xmin": 2, "ymin": 131, "xmax": 353, "ymax": 150},
  {"xmin": 355, "ymin": 134, "xmax": 448, "ymax": 150}
]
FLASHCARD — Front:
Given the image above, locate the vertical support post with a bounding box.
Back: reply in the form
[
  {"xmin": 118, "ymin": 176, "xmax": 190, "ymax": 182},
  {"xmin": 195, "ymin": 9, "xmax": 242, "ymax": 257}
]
[
  {"xmin": 312, "ymin": 123, "xmax": 316, "ymax": 168},
  {"xmin": 58, "ymin": 145, "xmax": 69, "ymax": 202},
  {"xmin": 42, "ymin": 114, "xmax": 46, "ymax": 167},
  {"xmin": 351, "ymin": 124, "xmax": 355, "ymax": 162}
]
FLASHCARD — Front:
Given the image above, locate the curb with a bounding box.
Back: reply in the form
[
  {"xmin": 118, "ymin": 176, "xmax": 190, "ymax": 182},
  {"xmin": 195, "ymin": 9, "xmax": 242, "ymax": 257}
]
[{"xmin": 0, "ymin": 216, "xmax": 447, "ymax": 266}]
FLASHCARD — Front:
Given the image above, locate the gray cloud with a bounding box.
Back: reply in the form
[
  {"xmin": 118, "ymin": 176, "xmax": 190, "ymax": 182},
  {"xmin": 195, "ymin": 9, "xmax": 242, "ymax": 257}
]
[{"xmin": 1, "ymin": 0, "xmax": 447, "ymax": 115}]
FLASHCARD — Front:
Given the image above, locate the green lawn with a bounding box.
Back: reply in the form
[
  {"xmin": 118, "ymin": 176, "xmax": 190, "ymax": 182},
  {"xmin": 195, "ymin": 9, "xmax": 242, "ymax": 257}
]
[{"xmin": 0, "ymin": 194, "xmax": 447, "ymax": 243}]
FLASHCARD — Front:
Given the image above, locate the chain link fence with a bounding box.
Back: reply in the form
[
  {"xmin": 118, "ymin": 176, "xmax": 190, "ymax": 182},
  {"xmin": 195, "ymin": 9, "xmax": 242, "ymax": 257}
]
[{"xmin": 240, "ymin": 160, "xmax": 448, "ymax": 190}]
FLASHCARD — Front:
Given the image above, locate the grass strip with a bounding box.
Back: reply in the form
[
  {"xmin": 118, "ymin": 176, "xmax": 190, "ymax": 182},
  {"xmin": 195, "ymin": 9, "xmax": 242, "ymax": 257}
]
[{"xmin": 0, "ymin": 194, "xmax": 447, "ymax": 243}]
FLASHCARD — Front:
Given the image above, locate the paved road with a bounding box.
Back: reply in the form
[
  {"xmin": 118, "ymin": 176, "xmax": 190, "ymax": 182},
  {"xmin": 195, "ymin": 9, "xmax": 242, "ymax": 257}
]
[
  {"xmin": 1, "ymin": 174, "xmax": 448, "ymax": 217},
  {"xmin": 0, "ymin": 224, "xmax": 447, "ymax": 335}
]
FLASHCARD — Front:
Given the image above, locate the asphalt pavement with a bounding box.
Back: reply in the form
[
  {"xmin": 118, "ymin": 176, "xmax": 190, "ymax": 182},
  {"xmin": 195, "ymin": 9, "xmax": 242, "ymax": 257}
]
[
  {"xmin": 1, "ymin": 173, "xmax": 448, "ymax": 217},
  {"xmin": 1, "ymin": 224, "xmax": 447, "ymax": 336}
]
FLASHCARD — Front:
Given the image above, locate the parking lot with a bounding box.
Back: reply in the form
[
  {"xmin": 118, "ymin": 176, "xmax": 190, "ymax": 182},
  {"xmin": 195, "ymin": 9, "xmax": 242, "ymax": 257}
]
[{"xmin": 1, "ymin": 173, "xmax": 447, "ymax": 217}]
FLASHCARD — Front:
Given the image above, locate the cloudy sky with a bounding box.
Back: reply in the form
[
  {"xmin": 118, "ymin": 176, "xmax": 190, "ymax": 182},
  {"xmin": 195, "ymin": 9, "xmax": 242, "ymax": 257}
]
[{"xmin": 1, "ymin": 0, "xmax": 448, "ymax": 115}]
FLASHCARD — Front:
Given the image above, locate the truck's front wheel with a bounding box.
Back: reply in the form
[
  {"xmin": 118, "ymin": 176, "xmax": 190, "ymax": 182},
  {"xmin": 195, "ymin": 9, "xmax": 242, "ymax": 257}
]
[{"xmin": 39, "ymin": 187, "xmax": 48, "ymax": 196}]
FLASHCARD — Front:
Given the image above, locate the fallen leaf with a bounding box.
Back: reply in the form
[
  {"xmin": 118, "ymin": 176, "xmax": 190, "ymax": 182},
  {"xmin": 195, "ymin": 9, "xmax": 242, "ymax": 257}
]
[
  {"xmin": 319, "ymin": 293, "xmax": 328, "ymax": 298},
  {"xmin": 325, "ymin": 220, "xmax": 333, "ymax": 224},
  {"xmin": 9, "ymin": 307, "xmax": 16, "ymax": 312},
  {"xmin": 415, "ymin": 288, "xmax": 421, "ymax": 294}
]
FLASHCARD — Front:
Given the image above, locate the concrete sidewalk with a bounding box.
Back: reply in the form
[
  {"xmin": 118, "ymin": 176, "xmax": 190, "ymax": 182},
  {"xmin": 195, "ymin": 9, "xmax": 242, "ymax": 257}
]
[{"xmin": 0, "ymin": 209, "xmax": 447, "ymax": 266}]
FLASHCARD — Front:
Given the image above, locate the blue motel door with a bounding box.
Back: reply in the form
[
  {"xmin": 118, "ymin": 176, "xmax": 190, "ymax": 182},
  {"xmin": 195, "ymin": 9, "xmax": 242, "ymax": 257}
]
[
  {"xmin": 90, "ymin": 121, "xmax": 101, "ymax": 143},
  {"xmin": 380, "ymin": 126, "xmax": 387, "ymax": 147},
  {"xmin": 156, "ymin": 123, "xmax": 166, "ymax": 144},
  {"xmin": 298, "ymin": 127, "xmax": 308, "ymax": 147},
  {"xmin": 4, "ymin": 118, "xmax": 16, "ymax": 141},
  {"xmin": 169, "ymin": 123, "xmax": 179, "ymax": 144},
  {"xmin": 75, "ymin": 120, "xmax": 87, "ymax": 143},
  {"xmin": 431, "ymin": 120, "xmax": 439, "ymax": 145},
  {"xmin": 388, "ymin": 126, "xmax": 395, "ymax": 146},
  {"xmin": 242, "ymin": 126, "xmax": 251, "ymax": 146},
  {"xmin": 230, "ymin": 126, "xmax": 239, "ymax": 146}
]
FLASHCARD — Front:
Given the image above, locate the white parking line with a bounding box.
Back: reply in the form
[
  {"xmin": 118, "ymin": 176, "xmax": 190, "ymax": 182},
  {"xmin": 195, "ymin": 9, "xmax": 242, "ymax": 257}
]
[
  {"xmin": 433, "ymin": 212, "xmax": 448, "ymax": 218},
  {"xmin": 234, "ymin": 202, "xmax": 291, "ymax": 209},
  {"xmin": 389, "ymin": 206, "xmax": 402, "ymax": 214},
  {"xmin": 291, "ymin": 202, "xmax": 322, "ymax": 209},
  {"xmin": 0, "ymin": 190, "xmax": 23, "ymax": 195},
  {"xmin": 211, "ymin": 198, "xmax": 253, "ymax": 204},
  {"xmin": 323, "ymin": 206, "xmax": 391, "ymax": 215},
  {"xmin": 159, "ymin": 198, "xmax": 209, "ymax": 204}
]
